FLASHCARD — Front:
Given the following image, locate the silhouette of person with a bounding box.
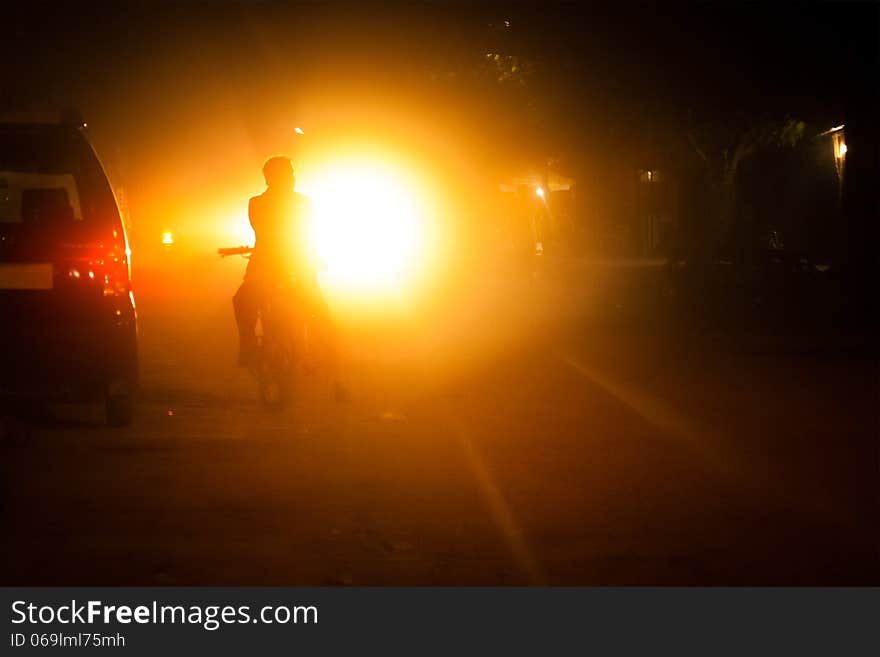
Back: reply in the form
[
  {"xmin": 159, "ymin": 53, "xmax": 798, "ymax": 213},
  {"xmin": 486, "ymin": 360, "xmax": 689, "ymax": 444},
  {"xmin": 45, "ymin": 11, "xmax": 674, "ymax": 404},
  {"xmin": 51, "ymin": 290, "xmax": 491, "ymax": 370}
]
[{"xmin": 232, "ymin": 156, "xmax": 338, "ymax": 381}]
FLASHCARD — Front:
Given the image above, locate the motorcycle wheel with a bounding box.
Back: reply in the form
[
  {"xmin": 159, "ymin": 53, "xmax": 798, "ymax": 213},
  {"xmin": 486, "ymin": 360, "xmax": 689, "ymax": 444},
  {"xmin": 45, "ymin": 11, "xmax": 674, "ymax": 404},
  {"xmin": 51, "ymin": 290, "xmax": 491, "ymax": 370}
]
[{"xmin": 257, "ymin": 369, "xmax": 288, "ymax": 411}]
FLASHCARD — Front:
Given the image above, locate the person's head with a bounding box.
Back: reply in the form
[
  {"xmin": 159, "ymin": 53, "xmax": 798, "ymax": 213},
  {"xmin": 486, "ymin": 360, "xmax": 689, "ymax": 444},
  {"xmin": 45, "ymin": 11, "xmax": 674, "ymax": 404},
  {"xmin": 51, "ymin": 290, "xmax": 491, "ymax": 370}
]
[{"xmin": 262, "ymin": 155, "xmax": 295, "ymax": 190}]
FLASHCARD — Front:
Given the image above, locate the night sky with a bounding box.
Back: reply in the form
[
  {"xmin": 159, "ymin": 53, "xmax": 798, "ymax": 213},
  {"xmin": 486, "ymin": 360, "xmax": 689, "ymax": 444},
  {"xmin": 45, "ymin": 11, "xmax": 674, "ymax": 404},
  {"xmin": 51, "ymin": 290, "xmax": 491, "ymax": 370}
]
[{"xmin": 4, "ymin": 3, "xmax": 874, "ymax": 122}]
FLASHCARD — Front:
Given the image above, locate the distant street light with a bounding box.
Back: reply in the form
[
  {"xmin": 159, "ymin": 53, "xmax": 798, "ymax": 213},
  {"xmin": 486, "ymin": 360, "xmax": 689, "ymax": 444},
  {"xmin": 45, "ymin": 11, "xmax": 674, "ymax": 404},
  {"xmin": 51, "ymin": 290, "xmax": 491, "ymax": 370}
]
[
  {"xmin": 824, "ymin": 124, "xmax": 848, "ymax": 206},
  {"xmin": 294, "ymin": 127, "xmax": 305, "ymax": 135},
  {"xmin": 535, "ymin": 186, "xmax": 545, "ymax": 199}
]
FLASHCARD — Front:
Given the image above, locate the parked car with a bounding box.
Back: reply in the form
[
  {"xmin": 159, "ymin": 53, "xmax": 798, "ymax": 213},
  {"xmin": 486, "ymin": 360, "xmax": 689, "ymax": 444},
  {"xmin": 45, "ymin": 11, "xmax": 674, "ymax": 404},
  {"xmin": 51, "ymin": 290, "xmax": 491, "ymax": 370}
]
[{"xmin": 0, "ymin": 112, "xmax": 137, "ymax": 425}]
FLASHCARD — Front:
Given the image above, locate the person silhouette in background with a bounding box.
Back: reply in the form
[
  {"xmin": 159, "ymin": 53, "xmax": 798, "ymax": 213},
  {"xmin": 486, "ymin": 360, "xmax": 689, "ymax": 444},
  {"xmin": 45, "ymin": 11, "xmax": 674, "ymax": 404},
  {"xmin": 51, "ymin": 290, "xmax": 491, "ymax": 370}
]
[{"xmin": 233, "ymin": 156, "xmax": 343, "ymax": 396}]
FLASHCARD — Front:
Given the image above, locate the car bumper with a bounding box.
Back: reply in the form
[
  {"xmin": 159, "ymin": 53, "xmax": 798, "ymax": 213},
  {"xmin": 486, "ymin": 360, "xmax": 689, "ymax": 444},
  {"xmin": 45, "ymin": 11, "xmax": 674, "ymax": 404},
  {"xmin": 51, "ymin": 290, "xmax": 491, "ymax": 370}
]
[{"xmin": 0, "ymin": 297, "xmax": 138, "ymax": 401}]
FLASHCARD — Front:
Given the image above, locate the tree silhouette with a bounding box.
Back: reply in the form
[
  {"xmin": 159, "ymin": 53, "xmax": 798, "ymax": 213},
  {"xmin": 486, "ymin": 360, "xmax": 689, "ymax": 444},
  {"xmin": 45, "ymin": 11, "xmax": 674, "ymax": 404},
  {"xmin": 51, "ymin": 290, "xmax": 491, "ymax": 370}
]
[{"xmin": 686, "ymin": 112, "xmax": 805, "ymax": 249}]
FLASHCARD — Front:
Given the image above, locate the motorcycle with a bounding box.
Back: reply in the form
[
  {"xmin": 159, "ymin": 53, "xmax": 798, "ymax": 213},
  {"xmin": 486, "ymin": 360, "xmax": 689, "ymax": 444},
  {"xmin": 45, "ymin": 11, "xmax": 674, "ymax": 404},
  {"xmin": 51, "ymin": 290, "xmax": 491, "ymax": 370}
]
[{"xmin": 219, "ymin": 245, "xmax": 317, "ymax": 410}]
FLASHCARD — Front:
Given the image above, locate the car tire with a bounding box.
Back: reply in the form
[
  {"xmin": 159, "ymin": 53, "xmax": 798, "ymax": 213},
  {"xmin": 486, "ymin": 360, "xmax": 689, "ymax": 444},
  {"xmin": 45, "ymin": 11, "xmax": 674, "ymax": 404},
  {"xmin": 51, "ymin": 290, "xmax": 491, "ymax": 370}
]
[{"xmin": 105, "ymin": 392, "xmax": 135, "ymax": 427}]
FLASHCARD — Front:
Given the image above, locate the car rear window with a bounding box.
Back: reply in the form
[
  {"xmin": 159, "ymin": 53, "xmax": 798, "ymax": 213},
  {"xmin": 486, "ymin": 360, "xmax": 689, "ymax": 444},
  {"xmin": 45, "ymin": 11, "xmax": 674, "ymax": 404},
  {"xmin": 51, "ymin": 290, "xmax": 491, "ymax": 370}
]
[
  {"xmin": 0, "ymin": 127, "xmax": 120, "ymax": 229},
  {"xmin": 0, "ymin": 171, "xmax": 83, "ymax": 223}
]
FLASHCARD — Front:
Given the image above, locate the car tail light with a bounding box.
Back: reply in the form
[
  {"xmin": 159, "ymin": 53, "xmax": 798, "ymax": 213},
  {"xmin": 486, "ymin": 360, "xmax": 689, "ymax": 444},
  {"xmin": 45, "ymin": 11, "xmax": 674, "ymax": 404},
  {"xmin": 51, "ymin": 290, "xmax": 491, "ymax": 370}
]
[{"xmin": 60, "ymin": 230, "xmax": 131, "ymax": 297}]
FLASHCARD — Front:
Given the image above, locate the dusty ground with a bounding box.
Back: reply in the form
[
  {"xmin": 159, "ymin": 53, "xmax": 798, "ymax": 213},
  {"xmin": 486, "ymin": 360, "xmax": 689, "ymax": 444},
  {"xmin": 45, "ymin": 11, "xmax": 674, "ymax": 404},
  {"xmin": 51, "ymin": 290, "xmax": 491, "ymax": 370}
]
[{"xmin": 2, "ymin": 253, "xmax": 877, "ymax": 584}]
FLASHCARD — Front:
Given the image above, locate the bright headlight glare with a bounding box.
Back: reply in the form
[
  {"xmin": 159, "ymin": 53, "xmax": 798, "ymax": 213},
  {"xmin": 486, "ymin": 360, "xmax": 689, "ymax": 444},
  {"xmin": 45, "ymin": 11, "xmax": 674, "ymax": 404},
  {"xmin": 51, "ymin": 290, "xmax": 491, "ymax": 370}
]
[{"xmin": 300, "ymin": 161, "xmax": 431, "ymax": 299}]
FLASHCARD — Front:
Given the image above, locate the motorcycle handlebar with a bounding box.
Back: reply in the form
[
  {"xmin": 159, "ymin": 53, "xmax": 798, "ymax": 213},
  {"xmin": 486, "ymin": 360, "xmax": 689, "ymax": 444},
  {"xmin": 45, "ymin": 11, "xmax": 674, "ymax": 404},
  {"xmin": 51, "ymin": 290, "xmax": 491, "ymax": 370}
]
[{"xmin": 218, "ymin": 246, "xmax": 253, "ymax": 257}]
